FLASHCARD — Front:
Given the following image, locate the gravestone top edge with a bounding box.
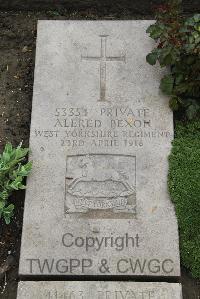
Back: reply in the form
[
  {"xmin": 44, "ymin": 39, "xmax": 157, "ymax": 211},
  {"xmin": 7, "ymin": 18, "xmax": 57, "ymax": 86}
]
[{"xmin": 17, "ymin": 281, "xmax": 183, "ymax": 299}]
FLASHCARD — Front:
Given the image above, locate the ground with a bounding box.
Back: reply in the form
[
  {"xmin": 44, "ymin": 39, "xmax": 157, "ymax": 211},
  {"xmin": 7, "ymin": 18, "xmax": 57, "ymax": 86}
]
[{"xmin": 0, "ymin": 10, "xmax": 199, "ymax": 299}]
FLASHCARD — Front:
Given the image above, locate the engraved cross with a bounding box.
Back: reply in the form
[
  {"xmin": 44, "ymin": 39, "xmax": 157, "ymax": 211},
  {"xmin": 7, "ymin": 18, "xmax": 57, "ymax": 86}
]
[{"xmin": 81, "ymin": 35, "xmax": 126, "ymax": 102}]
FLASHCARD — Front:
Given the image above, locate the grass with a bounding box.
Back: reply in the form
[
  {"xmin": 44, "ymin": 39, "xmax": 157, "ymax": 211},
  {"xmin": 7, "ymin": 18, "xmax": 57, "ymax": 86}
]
[{"xmin": 168, "ymin": 120, "xmax": 200, "ymax": 278}]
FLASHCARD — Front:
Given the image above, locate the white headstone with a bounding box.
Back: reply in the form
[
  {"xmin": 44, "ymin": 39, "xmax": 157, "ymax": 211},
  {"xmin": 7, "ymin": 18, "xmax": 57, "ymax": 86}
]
[
  {"xmin": 19, "ymin": 21, "xmax": 180, "ymax": 277},
  {"xmin": 17, "ymin": 281, "xmax": 183, "ymax": 299}
]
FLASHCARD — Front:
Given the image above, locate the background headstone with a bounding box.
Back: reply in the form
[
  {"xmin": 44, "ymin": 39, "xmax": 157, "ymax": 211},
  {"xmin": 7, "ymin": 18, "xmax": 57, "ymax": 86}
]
[{"xmin": 17, "ymin": 281, "xmax": 183, "ymax": 299}]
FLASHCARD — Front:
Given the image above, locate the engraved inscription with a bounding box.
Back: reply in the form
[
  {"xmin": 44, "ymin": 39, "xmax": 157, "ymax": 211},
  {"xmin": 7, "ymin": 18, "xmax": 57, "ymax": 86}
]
[
  {"xmin": 81, "ymin": 35, "xmax": 126, "ymax": 102},
  {"xmin": 65, "ymin": 154, "xmax": 136, "ymax": 216},
  {"xmin": 47, "ymin": 287, "xmax": 170, "ymax": 299}
]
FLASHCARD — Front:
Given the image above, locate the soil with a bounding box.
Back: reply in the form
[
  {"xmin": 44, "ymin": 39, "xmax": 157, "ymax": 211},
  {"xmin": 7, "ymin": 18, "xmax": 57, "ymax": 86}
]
[
  {"xmin": 0, "ymin": 10, "xmax": 199, "ymax": 299},
  {"xmin": 0, "ymin": 0, "xmax": 199, "ymax": 14}
]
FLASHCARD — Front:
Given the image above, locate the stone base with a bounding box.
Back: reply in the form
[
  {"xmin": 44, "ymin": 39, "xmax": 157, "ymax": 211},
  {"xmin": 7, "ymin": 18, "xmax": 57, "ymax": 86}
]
[{"xmin": 17, "ymin": 281, "xmax": 182, "ymax": 298}]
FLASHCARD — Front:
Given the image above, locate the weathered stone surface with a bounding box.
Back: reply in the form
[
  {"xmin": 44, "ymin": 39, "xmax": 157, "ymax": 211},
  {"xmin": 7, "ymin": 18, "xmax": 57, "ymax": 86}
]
[
  {"xmin": 17, "ymin": 281, "xmax": 183, "ymax": 299},
  {"xmin": 19, "ymin": 21, "xmax": 180, "ymax": 277}
]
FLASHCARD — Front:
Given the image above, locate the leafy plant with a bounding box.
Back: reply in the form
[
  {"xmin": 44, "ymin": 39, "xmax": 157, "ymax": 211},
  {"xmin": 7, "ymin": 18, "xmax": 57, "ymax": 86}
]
[
  {"xmin": 168, "ymin": 120, "xmax": 200, "ymax": 278},
  {"xmin": 0, "ymin": 143, "xmax": 32, "ymax": 224},
  {"xmin": 146, "ymin": 0, "xmax": 200, "ymax": 119}
]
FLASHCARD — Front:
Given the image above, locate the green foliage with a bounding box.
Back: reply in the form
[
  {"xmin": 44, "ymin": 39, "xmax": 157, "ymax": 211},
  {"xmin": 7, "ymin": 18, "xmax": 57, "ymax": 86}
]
[
  {"xmin": 146, "ymin": 0, "xmax": 200, "ymax": 119},
  {"xmin": 0, "ymin": 143, "xmax": 32, "ymax": 224},
  {"xmin": 168, "ymin": 120, "xmax": 200, "ymax": 278}
]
